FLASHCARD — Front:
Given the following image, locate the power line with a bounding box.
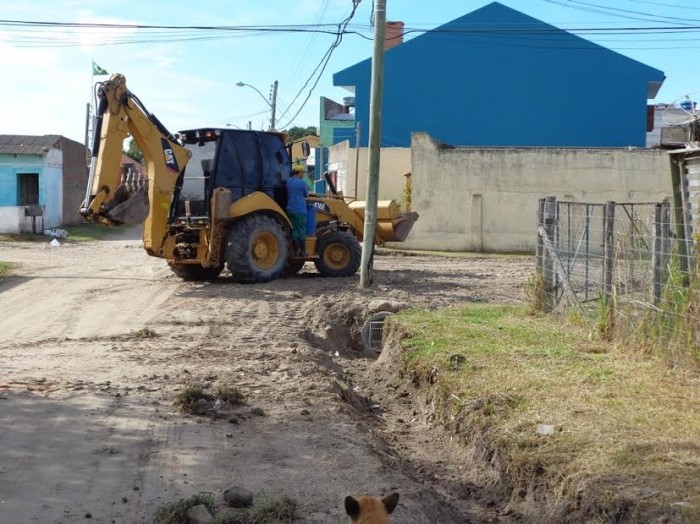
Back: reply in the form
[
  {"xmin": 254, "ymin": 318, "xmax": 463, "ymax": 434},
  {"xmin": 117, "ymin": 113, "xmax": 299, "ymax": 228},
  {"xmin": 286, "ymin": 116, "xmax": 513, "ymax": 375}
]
[
  {"xmin": 624, "ymin": 0, "xmax": 700, "ymax": 10},
  {"xmin": 276, "ymin": 1, "xmax": 361, "ymax": 129},
  {"xmin": 562, "ymin": 0, "xmax": 700, "ymax": 24}
]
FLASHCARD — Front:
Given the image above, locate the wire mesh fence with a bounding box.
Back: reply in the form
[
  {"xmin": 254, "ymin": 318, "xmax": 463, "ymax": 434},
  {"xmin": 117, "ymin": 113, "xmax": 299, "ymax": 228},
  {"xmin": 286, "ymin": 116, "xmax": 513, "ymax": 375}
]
[{"xmin": 535, "ymin": 196, "xmax": 698, "ymax": 346}]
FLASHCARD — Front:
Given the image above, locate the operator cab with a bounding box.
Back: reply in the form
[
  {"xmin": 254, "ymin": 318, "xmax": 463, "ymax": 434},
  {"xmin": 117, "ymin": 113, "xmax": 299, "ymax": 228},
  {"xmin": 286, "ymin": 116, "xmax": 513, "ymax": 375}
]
[{"xmin": 170, "ymin": 128, "xmax": 292, "ymax": 222}]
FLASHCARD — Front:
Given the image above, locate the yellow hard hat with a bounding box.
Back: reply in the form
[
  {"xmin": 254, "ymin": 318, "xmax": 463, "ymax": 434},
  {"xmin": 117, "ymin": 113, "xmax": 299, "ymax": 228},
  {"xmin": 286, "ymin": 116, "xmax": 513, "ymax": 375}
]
[{"xmin": 292, "ymin": 164, "xmax": 305, "ymax": 173}]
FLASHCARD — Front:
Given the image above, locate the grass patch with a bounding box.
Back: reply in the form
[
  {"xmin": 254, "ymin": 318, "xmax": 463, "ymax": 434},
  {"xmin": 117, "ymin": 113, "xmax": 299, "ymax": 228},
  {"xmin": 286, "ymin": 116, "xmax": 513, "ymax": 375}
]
[
  {"xmin": 0, "ymin": 232, "xmax": 47, "ymax": 243},
  {"xmin": 396, "ymin": 303, "xmax": 700, "ymax": 521},
  {"xmin": 175, "ymin": 383, "xmax": 214, "ymax": 414},
  {"xmin": 216, "ymin": 384, "xmax": 245, "ymax": 406},
  {"xmin": 153, "ymin": 492, "xmax": 215, "ymax": 524},
  {"xmin": 132, "ymin": 326, "xmax": 158, "ymax": 339},
  {"xmin": 175, "ymin": 382, "xmax": 246, "ymax": 415},
  {"xmin": 0, "ymin": 261, "xmax": 13, "ymax": 277},
  {"xmin": 213, "ymin": 494, "xmax": 300, "ymax": 523},
  {"xmin": 0, "ymin": 223, "xmax": 121, "ymax": 243},
  {"xmin": 64, "ymin": 223, "xmax": 121, "ymax": 242}
]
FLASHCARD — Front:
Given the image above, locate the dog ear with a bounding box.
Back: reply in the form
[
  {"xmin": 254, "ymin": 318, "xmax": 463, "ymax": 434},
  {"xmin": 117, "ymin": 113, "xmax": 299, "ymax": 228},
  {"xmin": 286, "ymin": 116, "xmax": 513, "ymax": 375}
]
[
  {"xmin": 382, "ymin": 492, "xmax": 400, "ymax": 514},
  {"xmin": 345, "ymin": 496, "xmax": 360, "ymax": 518}
]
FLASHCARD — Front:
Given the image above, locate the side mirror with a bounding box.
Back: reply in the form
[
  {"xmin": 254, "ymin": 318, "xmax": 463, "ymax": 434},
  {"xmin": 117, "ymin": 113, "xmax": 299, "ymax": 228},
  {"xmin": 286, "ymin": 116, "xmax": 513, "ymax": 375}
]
[{"xmin": 301, "ymin": 141, "xmax": 310, "ymax": 158}]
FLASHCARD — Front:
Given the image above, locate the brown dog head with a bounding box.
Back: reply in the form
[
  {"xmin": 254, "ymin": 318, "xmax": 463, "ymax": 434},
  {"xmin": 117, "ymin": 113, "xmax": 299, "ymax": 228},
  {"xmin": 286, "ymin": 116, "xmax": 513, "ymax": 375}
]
[{"xmin": 345, "ymin": 492, "xmax": 399, "ymax": 523}]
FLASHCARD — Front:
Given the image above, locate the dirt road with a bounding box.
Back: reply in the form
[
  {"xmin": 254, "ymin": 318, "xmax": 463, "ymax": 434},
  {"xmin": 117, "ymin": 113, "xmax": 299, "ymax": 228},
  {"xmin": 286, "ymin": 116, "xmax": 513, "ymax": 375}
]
[{"xmin": 0, "ymin": 230, "xmax": 531, "ymax": 523}]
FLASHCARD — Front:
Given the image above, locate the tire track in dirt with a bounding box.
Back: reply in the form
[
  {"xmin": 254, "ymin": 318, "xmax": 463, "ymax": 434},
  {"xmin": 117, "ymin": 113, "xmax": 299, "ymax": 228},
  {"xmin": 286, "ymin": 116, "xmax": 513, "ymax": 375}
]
[{"xmin": 0, "ymin": 236, "xmax": 532, "ymax": 523}]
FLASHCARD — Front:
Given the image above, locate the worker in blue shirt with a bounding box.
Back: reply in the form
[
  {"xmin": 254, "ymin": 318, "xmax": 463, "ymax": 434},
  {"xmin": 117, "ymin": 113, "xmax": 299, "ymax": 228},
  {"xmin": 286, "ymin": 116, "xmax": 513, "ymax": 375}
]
[{"xmin": 286, "ymin": 165, "xmax": 309, "ymax": 256}]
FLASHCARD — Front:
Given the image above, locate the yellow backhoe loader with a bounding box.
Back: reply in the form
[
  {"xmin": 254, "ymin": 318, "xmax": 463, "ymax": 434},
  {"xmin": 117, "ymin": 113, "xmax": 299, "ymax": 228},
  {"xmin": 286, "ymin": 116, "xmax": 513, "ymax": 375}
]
[{"xmin": 80, "ymin": 73, "xmax": 418, "ymax": 283}]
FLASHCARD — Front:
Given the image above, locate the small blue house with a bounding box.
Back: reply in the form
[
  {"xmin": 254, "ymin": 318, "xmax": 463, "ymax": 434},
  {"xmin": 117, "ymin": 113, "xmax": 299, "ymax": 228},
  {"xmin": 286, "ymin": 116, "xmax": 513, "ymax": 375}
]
[
  {"xmin": 0, "ymin": 135, "xmax": 88, "ymax": 233},
  {"xmin": 333, "ymin": 2, "xmax": 665, "ymax": 148}
]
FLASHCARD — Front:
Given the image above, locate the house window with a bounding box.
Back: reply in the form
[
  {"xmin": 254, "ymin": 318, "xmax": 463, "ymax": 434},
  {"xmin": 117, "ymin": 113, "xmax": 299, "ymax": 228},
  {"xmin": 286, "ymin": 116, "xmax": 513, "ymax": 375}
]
[{"xmin": 18, "ymin": 173, "xmax": 39, "ymax": 205}]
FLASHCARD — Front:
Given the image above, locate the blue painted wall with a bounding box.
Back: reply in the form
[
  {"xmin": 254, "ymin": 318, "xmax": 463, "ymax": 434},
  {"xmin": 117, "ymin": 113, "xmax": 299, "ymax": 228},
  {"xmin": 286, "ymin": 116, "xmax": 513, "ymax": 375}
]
[
  {"xmin": 333, "ymin": 2, "xmax": 665, "ymax": 148},
  {"xmin": 0, "ymin": 153, "xmax": 62, "ymax": 228}
]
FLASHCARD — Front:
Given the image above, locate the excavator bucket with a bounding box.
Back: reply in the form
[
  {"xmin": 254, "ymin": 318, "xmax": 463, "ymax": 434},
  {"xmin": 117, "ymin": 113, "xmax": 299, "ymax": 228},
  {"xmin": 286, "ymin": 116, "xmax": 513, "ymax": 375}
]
[
  {"xmin": 349, "ymin": 200, "xmax": 419, "ymax": 243},
  {"xmin": 105, "ymin": 184, "xmax": 149, "ymax": 225}
]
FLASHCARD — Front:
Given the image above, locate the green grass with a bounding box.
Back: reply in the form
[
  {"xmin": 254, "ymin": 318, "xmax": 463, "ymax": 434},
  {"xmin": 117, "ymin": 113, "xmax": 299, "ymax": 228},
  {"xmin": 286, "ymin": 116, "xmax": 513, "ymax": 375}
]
[
  {"xmin": 0, "ymin": 261, "xmax": 12, "ymax": 277},
  {"xmin": 213, "ymin": 494, "xmax": 299, "ymax": 523},
  {"xmin": 0, "ymin": 232, "xmax": 47, "ymax": 243},
  {"xmin": 0, "ymin": 223, "xmax": 120, "ymax": 243},
  {"xmin": 64, "ymin": 223, "xmax": 121, "ymax": 242},
  {"xmin": 174, "ymin": 383, "xmax": 214, "ymax": 414},
  {"xmin": 153, "ymin": 493, "xmax": 216, "ymax": 524},
  {"xmin": 395, "ymin": 304, "xmax": 700, "ymax": 522}
]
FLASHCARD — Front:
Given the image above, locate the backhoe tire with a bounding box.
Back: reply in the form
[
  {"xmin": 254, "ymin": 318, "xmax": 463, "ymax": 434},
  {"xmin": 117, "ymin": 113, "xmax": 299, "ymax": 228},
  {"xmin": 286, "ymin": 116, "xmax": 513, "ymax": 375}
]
[
  {"xmin": 169, "ymin": 262, "xmax": 223, "ymax": 281},
  {"xmin": 314, "ymin": 230, "xmax": 362, "ymax": 278},
  {"xmin": 226, "ymin": 214, "xmax": 288, "ymax": 283}
]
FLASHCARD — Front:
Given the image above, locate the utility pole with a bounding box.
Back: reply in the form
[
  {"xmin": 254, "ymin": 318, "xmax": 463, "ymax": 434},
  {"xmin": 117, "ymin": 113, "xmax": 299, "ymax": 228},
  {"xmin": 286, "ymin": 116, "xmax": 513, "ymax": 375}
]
[
  {"xmin": 354, "ymin": 121, "xmax": 361, "ymax": 198},
  {"xmin": 270, "ymin": 80, "xmax": 278, "ymax": 131},
  {"xmin": 359, "ymin": 0, "xmax": 386, "ymax": 289},
  {"xmin": 84, "ymin": 102, "xmax": 91, "ymax": 166}
]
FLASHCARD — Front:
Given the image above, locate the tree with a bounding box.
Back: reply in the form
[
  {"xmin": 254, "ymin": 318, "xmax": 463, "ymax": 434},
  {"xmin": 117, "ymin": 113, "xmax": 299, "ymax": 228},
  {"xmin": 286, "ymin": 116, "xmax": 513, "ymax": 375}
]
[
  {"xmin": 286, "ymin": 126, "xmax": 318, "ymax": 141},
  {"xmin": 124, "ymin": 138, "xmax": 144, "ymax": 164}
]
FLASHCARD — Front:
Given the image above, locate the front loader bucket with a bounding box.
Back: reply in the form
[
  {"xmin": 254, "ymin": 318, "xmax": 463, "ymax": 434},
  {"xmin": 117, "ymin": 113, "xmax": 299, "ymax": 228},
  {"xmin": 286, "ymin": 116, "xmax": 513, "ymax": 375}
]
[
  {"xmin": 349, "ymin": 200, "xmax": 419, "ymax": 243},
  {"xmin": 389, "ymin": 211, "xmax": 419, "ymax": 242}
]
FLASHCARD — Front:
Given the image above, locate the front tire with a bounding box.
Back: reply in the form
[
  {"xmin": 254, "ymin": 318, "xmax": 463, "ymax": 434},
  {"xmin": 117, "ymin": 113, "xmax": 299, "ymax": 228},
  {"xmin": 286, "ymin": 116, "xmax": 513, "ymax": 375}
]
[
  {"xmin": 169, "ymin": 262, "xmax": 223, "ymax": 281},
  {"xmin": 314, "ymin": 230, "xmax": 362, "ymax": 277},
  {"xmin": 226, "ymin": 214, "xmax": 288, "ymax": 283}
]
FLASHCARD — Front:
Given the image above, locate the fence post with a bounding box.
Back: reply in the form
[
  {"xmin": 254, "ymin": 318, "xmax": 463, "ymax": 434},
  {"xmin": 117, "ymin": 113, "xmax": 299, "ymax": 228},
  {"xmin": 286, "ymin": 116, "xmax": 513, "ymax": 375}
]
[
  {"xmin": 603, "ymin": 201, "xmax": 615, "ymax": 307},
  {"xmin": 669, "ymin": 155, "xmax": 690, "ymax": 280},
  {"xmin": 653, "ymin": 203, "xmax": 664, "ymax": 305},
  {"xmin": 536, "ymin": 198, "xmax": 545, "ymax": 275},
  {"xmin": 585, "ymin": 204, "xmax": 590, "ymax": 302},
  {"xmin": 653, "ymin": 200, "xmax": 672, "ymax": 305},
  {"xmin": 543, "ymin": 196, "xmax": 557, "ymax": 311}
]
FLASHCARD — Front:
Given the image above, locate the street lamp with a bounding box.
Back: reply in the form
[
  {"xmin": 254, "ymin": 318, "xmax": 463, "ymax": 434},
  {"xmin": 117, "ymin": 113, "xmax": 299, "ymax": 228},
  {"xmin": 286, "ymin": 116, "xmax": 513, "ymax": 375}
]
[{"xmin": 235, "ymin": 80, "xmax": 278, "ymax": 131}]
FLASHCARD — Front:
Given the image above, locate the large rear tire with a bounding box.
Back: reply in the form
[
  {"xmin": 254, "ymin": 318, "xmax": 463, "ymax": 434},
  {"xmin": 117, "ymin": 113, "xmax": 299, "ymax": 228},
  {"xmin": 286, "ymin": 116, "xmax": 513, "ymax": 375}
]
[
  {"xmin": 226, "ymin": 214, "xmax": 288, "ymax": 283},
  {"xmin": 314, "ymin": 230, "xmax": 362, "ymax": 277},
  {"xmin": 169, "ymin": 262, "xmax": 223, "ymax": 281}
]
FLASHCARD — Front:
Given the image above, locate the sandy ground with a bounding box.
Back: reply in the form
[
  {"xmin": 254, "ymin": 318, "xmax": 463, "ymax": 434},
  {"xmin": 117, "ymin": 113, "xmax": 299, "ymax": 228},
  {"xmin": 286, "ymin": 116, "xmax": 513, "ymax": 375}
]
[{"xmin": 0, "ymin": 229, "xmax": 531, "ymax": 523}]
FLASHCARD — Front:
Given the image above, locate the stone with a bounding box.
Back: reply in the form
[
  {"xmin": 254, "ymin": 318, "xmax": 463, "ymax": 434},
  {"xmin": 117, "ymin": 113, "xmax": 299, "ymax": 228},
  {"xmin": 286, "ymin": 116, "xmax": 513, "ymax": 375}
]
[
  {"xmin": 223, "ymin": 486, "xmax": 254, "ymax": 508},
  {"xmin": 536, "ymin": 424, "xmax": 555, "ymax": 436},
  {"xmin": 671, "ymin": 501, "xmax": 692, "ymax": 509},
  {"xmin": 186, "ymin": 504, "xmax": 213, "ymax": 524}
]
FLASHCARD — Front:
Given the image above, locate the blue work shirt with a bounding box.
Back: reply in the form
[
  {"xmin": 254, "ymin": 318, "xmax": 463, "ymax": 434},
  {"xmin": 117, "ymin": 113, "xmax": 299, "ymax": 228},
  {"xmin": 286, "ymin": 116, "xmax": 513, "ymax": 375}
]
[{"xmin": 286, "ymin": 177, "xmax": 308, "ymax": 214}]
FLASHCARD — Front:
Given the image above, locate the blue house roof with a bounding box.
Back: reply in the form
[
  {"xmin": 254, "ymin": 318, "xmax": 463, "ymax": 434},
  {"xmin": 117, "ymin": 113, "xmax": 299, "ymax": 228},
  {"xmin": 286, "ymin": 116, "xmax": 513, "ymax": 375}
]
[{"xmin": 332, "ymin": 2, "xmax": 665, "ymax": 148}]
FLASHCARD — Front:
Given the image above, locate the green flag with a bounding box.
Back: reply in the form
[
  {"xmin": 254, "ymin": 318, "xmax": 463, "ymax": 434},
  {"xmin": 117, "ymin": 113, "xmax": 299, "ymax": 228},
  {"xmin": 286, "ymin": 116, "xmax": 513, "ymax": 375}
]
[{"xmin": 92, "ymin": 60, "xmax": 108, "ymax": 76}]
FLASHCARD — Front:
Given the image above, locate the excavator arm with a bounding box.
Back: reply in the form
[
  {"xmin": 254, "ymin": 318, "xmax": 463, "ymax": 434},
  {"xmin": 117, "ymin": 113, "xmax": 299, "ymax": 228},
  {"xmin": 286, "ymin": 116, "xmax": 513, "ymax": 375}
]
[{"xmin": 80, "ymin": 73, "xmax": 191, "ymax": 256}]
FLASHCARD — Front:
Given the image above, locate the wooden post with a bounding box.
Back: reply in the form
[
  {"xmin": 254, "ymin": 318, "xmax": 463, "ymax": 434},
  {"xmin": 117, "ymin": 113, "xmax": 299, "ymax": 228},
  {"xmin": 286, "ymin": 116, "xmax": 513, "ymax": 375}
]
[
  {"xmin": 603, "ymin": 201, "xmax": 615, "ymax": 306},
  {"xmin": 653, "ymin": 203, "xmax": 663, "ymax": 305},
  {"xmin": 585, "ymin": 204, "xmax": 591, "ymax": 302},
  {"xmin": 669, "ymin": 155, "xmax": 690, "ymax": 278},
  {"xmin": 629, "ymin": 204, "xmax": 635, "ymax": 286},
  {"xmin": 536, "ymin": 198, "xmax": 545, "ymax": 274},
  {"xmin": 542, "ymin": 196, "xmax": 557, "ymax": 311}
]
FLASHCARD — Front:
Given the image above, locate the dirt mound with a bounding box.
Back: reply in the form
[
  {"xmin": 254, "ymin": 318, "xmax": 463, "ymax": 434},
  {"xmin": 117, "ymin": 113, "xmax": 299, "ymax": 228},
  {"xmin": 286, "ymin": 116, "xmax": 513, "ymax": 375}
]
[{"xmin": 301, "ymin": 292, "xmax": 408, "ymax": 357}]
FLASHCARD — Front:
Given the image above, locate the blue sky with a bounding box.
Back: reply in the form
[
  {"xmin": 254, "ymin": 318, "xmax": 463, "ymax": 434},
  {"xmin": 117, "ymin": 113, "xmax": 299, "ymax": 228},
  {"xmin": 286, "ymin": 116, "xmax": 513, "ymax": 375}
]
[{"xmin": 1, "ymin": 0, "xmax": 699, "ymax": 143}]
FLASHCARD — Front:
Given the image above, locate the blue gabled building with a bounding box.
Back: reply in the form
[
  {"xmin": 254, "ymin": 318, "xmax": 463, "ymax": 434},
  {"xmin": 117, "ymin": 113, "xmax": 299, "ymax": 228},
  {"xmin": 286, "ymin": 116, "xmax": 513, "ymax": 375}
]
[{"xmin": 332, "ymin": 2, "xmax": 665, "ymax": 148}]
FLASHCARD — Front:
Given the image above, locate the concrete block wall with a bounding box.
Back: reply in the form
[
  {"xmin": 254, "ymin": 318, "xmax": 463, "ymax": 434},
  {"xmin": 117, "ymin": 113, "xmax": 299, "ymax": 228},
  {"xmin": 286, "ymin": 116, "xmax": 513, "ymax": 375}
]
[{"xmin": 402, "ymin": 132, "xmax": 671, "ymax": 253}]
